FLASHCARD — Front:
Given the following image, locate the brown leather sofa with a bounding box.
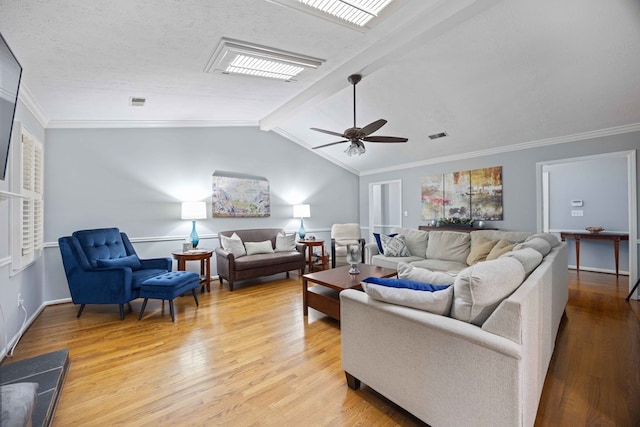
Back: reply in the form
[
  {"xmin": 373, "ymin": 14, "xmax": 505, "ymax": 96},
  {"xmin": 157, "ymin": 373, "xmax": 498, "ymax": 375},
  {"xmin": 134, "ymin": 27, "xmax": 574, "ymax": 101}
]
[{"xmin": 215, "ymin": 228, "xmax": 305, "ymax": 291}]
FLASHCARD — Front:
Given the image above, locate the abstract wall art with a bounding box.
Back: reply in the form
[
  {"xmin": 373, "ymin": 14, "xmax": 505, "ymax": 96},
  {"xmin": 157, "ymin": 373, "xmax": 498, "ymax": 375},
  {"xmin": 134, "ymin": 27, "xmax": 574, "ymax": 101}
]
[
  {"xmin": 211, "ymin": 171, "xmax": 270, "ymax": 217},
  {"xmin": 421, "ymin": 166, "xmax": 503, "ymax": 222}
]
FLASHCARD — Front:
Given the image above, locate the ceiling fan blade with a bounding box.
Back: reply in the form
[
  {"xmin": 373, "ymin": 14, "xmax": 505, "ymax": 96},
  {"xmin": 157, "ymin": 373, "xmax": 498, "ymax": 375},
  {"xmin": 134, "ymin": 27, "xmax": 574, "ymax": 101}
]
[
  {"xmin": 310, "ymin": 127, "xmax": 346, "ymax": 138},
  {"xmin": 363, "ymin": 136, "xmax": 409, "ymax": 143},
  {"xmin": 359, "ymin": 119, "xmax": 387, "ymax": 137},
  {"xmin": 312, "ymin": 140, "xmax": 349, "ymax": 149}
]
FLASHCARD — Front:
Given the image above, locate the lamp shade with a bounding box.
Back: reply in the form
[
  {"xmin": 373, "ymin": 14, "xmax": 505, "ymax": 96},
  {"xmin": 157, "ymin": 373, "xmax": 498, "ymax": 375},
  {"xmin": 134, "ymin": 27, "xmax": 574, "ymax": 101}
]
[
  {"xmin": 293, "ymin": 204, "xmax": 310, "ymax": 218},
  {"xmin": 181, "ymin": 202, "xmax": 207, "ymax": 220}
]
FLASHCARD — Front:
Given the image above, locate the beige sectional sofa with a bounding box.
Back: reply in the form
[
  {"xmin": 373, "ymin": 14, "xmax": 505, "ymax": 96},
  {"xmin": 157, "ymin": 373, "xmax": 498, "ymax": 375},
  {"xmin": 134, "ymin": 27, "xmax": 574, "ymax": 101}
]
[{"xmin": 343, "ymin": 228, "xmax": 568, "ymax": 427}]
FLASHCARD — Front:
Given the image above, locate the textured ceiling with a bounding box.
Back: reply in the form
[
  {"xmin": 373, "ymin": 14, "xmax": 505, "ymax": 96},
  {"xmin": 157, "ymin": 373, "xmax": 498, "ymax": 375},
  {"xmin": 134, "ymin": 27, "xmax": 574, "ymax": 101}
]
[{"xmin": 1, "ymin": 0, "xmax": 640, "ymax": 175}]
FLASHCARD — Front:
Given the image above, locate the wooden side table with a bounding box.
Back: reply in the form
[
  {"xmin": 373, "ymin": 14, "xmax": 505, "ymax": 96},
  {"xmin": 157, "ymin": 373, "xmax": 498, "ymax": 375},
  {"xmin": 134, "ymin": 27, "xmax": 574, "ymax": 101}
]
[
  {"xmin": 298, "ymin": 239, "xmax": 326, "ymax": 273},
  {"xmin": 172, "ymin": 249, "xmax": 213, "ymax": 292}
]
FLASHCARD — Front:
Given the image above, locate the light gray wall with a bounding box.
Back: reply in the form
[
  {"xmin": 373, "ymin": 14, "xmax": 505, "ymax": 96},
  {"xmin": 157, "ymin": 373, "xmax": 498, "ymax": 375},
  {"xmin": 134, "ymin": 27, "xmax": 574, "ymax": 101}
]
[
  {"xmin": 0, "ymin": 99, "xmax": 46, "ymax": 360},
  {"xmin": 546, "ymin": 156, "xmax": 629, "ymax": 271},
  {"xmin": 43, "ymin": 126, "xmax": 359, "ymax": 301},
  {"xmin": 359, "ymin": 131, "xmax": 639, "ymax": 275}
]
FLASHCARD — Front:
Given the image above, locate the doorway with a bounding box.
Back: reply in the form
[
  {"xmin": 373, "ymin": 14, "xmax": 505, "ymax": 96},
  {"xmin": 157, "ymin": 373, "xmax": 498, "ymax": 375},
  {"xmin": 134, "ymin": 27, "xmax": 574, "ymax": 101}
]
[
  {"xmin": 536, "ymin": 150, "xmax": 637, "ymax": 298},
  {"xmin": 368, "ymin": 180, "xmax": 402, "ymax": 242}
]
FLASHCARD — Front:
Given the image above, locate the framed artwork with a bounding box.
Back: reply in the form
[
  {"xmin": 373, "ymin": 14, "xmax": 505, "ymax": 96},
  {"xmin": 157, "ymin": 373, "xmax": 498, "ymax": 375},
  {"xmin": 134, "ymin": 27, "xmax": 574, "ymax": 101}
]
[
  {"xmin": 421, "ymin": 166, "xmax": 503, "ymax": 221},
  {"xmin": 211, "ymin": 171, "xmax": 270, "ymax": 217}
]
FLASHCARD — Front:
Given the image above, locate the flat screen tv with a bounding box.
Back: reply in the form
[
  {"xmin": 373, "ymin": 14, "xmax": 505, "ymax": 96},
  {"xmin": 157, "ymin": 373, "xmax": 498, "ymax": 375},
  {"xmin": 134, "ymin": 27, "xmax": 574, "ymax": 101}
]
[{"xmin": 0, "ymin": 33, "xmax": 22, "ymax": 181}]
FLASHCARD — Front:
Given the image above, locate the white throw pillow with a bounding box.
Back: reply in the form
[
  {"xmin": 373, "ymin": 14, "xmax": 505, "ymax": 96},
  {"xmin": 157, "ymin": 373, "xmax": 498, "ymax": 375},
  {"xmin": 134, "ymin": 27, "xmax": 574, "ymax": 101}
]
[
  {"xmin": 380, "ymin": 234, "xmax": 411, "ymax": 257},
  {"xmin": 275, "ymin": 233, "xmax": 296, "ymax": 252},
  {"xmin": 397, "ymin": 262, "xmax": 456, "ymax": 286},
  {"xmin": 450, "ymin": 257, "xmax": 525, "ymax": 326},
  {"xmin": 362, "ymin": 280, "xmax": 453, "ymax": 315},
  {"xmin": 220, "ymin": 233, "xmax": 246, "ymax": 258},
  {"xmin": 245, "ymin": 240, "xmax": 275, "ymax": 255}
]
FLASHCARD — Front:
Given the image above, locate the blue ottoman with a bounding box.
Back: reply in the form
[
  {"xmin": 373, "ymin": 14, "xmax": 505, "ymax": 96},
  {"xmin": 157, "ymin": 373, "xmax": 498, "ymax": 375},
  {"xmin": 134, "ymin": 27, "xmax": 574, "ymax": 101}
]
[{"xmin": 139, "ymin": 271, "xmax": 200, "ymax": 322}]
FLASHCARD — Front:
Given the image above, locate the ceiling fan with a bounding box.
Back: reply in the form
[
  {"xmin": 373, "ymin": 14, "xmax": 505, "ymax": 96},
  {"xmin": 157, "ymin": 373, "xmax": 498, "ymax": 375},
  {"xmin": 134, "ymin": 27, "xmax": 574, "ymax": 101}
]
[{"xmin": 311, "ymin": 74, "xmax": 408, "ymax": 156}]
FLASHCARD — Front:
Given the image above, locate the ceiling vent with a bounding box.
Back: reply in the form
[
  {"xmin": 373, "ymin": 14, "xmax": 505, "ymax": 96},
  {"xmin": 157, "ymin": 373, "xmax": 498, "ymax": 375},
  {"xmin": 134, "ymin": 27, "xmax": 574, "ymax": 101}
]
[
  {"xmin": 129, "ymin": 97, "xmax": 146, "ymax": 107},
  {"xmin": 428, "ymin": 132, "xmax": 448, "ymax": 140},
  {"xmin": 204, "ymin": 38, "xmax": 324, "ymax": 82}
]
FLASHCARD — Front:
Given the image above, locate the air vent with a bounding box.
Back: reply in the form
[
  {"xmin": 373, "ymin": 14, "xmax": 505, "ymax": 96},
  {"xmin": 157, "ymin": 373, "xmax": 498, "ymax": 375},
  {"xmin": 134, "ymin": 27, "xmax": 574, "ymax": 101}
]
[
  {"xmin": 129, "ymin": 97, "xmax": 146, "ymax": 107},
  {"xmin": 428, "ymin": 132, "xmax": 448, "ymax": 140},
  {"xmin": 204, "ymin": 38, "xmax": 324, "ymax": 81}
]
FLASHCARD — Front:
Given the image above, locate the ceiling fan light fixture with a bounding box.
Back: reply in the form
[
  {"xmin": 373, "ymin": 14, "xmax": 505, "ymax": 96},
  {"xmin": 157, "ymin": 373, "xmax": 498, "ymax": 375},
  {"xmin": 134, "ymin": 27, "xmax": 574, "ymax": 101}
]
[{"xmin": 345, "ymin": 142, "xmax": 366, "ymax": 156}]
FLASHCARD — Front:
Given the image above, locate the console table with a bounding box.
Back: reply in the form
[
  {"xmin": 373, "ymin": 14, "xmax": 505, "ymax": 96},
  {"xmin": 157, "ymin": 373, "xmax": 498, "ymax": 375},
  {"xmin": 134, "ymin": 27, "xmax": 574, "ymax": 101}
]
[{"xmin": 559, "ymin": 231, "xmax": 628, "ymax": 277}]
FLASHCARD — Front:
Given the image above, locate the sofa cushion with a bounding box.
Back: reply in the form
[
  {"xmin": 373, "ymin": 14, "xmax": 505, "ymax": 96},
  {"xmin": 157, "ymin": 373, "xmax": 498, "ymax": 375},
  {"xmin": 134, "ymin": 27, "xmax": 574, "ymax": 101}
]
[
  {"xmin": 397, "ymin": 262, "xmax": 456, "ymax": 286},
  {"xmin": 373, "ymin": 233, "xmax": 397, "ymax": 255},
  {"xmin": 486, "ymin": 239, "xmax": 517, "ymax": 260},
  {"xmin": 96, "ymin": 254, "xmax": 142, "ymax": 270},
  {"xmin": 380, "ymin": 234, "xmax": 411, "ymax": 257},
  {"xmin": 525, "ymin": 232, "xmax": 560, "ymax": 248},
  {"xmin": 275, "ymin": 233, "xmax": 296, "ymax": 252},
  {"xmin": 362, "ymin": 278, "xmax": 453, "ymax": 315},
  {"xmin": 392, "ymin": 227, "xmax": 429, "ymax": 257},
  {"xmin": 409, "ymin": 258, "xmax": 468, "ymax": 274},
  {"xmin": 450, "ymin": 257, "xmax": 526, "ymax": 326},
  {"xmin": 371, "ymin": 254, "xmax": 424, "ymax": 269},
  {"xmin": 233, "ymin": 252, "xmax": 302, "ymax": 271},
  {"xmin": 245, "ymin": 240, "xmax": 275, "ymax": 255},
  {"xmin": 500, "ymin": 247, "xmax": 543, "ymax": 276},
  {"xmin": 221, "ymin": 233, "xmax": 247, "ymax": 258},
  {"xmin": 426, "ymin": 231, "xmax": 471, "ymax": 264},
  {"xmin": 513, "ymin": 237, "xmax": 551, "ymax": 257},
  {"xmin": 466, "ymin": 236, "xmax": 498, "ymax": 265}
]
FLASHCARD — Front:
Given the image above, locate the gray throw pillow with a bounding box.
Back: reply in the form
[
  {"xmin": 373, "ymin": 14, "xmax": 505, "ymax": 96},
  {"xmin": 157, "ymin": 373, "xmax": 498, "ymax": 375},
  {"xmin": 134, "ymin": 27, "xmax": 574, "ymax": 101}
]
[
  {"xmin": 245, "ymin": 240, "xmax": 275, "ymax": 255},
  {"xmin": 380, "ymin": 234, "xmax": 411, "ymax": 257},
  {"xmin": 397, "ymin": 262, "xmax": 456, "ymax": 286}
]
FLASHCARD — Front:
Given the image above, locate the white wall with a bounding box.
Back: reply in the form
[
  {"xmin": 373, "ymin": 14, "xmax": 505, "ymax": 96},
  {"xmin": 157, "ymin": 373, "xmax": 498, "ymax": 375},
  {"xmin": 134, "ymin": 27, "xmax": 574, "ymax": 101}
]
[
  {"xmin": 43, "ymin": 126, "xmax": 360, "ymax": 301},
  {"xmin": 0, "ymin": 99, "xmax": 46, "ymax": 360},
  {"xmin": 359, "ymin": 132, "xmax": 639, "ymax": 276}
]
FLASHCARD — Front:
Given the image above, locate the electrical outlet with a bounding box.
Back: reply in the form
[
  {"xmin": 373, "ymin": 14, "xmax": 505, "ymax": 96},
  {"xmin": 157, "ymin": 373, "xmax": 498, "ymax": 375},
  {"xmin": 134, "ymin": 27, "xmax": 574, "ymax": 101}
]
[
  {"xmin": 571, "ymin": 210, "xmax": 584, "ymax": 217},
  {"xmin": 17, "ymin": 292, "xmax": 23, "ymax": 307}
]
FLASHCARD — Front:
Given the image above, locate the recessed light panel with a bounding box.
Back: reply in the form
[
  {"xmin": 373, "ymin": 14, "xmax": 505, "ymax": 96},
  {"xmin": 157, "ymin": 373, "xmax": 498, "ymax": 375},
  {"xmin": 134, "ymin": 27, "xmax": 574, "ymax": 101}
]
[{"xmin": 269, "ymin": 0, "xmax": 398, "ymax": 29}]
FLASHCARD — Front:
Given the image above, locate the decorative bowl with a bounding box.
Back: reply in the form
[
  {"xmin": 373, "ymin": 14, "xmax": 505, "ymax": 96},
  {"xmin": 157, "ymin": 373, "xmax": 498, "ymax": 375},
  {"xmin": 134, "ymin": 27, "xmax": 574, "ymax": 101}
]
[{"xmin": 585, "ymin": 226, "xmax": 605, "ymax": 234}]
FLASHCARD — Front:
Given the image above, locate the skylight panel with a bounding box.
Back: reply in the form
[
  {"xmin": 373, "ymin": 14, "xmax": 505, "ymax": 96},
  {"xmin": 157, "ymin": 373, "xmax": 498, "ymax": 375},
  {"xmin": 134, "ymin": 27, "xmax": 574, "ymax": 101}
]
[
  {"xmin": 269, "ymin": 0, "xmax": 397, "ymax": 28},
  {"xmin": 204, "ymin": 39, "xmax": 324, "ymax": 81}
]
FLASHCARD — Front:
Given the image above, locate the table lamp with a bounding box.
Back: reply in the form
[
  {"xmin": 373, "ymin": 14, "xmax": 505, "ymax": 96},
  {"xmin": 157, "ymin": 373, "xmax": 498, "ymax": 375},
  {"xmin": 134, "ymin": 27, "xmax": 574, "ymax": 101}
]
[
  {"xmin": 181, "ymin": 202, "xmax": 207, "ymax": 248},
  {"xmin": 293, "ymin": 204, "xmax": 310, "ymax": 240}
]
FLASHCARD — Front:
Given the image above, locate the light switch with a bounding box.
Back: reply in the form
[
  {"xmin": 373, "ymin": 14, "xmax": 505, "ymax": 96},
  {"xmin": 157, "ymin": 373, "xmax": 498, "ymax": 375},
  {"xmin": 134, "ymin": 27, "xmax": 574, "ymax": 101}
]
[{"xmin": 571, "ymin": 210, "xmax": 584, "ymax": 217}]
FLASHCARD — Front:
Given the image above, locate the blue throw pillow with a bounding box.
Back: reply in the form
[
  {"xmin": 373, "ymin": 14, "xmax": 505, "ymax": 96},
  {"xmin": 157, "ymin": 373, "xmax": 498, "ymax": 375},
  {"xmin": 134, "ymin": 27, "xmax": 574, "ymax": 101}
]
[
  {"xmin": 363, "ymin": 277, "xmax": 449, "ymax": 292},
  {"xmin": 373, "ymin": 233, "xmax": 397, "ymax": 255},
  {"xmin": 96, "ymin": 254, "xmax": 142, "ymax": 271}
]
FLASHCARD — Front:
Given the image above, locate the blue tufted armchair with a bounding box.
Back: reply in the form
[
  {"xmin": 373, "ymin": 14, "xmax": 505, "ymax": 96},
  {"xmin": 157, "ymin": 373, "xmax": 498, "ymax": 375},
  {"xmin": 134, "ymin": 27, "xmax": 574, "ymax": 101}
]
[{"xmin": 58, "ymin": 228, "xmax": 172, "ymax": 320}]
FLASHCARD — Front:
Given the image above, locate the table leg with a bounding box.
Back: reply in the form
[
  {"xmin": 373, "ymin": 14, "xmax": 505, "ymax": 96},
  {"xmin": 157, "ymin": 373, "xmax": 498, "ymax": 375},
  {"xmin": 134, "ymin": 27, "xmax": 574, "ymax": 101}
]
[
  {"xmin": 307, "ymin": 246, "xmax": 313, "ymax": 273},
  {"xmin": 575, "ymin": 237, "xmax": 581, "ymax": 273},
  {"xmin": 614, "ymin": 238, "xmax": 620, "ymax": 277},
  {"xmin": 205, "ymin": 256, "xmax": 211, "ymax": 292},
  {"xmin": 178, "ymin": 259, "xmax": 186, "ymax": 271},
  {"xmin": 303, "ymin": 277, "xmax": 308, "ymax": 316}
]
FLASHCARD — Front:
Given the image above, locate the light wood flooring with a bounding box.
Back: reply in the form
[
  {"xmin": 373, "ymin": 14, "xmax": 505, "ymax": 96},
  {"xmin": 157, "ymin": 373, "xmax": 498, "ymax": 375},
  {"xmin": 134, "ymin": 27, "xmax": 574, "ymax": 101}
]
[{"xmin": 3, "ymin": 271, "xmax": 640, "ymax": 426}]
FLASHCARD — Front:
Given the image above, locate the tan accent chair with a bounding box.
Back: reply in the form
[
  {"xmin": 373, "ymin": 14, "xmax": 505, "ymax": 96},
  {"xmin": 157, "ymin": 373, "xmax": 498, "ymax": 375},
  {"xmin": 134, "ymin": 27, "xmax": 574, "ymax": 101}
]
[{"xmin": 331, "ymin": 223, "xmax": 365, "ymax": 268}]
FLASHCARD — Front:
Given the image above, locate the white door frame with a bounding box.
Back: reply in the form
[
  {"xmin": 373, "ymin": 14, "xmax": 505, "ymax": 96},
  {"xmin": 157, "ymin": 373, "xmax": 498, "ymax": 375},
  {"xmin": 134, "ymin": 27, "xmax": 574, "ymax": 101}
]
[
  {"xmin": 536, "ymin": 150, "xmax": 637, "ymax": 298},
  {"xmin": 368, "ymin": 180, "xmax": 403, "ymax": 242}
]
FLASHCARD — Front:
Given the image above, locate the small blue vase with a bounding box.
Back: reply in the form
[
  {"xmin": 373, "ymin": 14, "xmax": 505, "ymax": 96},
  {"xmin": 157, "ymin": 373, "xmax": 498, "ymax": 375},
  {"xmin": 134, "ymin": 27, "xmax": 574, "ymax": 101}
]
[{"xmin": 190, "ymin": 220, "xmax": 199, "ymax": 248}]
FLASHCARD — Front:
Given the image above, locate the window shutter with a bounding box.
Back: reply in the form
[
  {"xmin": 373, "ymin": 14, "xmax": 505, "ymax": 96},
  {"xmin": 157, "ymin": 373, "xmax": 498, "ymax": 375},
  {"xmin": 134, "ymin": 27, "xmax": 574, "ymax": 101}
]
[{"xmin": 11, "ymin": 122, "xmax": 44, "ymax": 271}]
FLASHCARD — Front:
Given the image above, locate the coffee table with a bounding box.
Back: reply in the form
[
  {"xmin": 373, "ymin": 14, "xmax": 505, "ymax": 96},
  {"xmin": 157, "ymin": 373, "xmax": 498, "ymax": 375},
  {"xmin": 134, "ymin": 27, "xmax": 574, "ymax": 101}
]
[{"xmin": 302, "ymin": 263, "xmax": 397, "ymax": 321}]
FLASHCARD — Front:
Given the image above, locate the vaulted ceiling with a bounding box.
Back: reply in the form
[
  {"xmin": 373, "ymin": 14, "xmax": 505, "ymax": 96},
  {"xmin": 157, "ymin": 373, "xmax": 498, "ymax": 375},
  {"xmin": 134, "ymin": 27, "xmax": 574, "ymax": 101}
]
[{"xmin": 1, "ymin": 0, "xmax": 639, "ymax": 175}]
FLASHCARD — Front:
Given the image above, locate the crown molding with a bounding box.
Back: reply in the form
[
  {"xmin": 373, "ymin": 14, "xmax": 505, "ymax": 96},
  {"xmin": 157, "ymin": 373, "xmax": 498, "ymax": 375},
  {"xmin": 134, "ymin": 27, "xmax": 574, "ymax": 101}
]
[
  {"xmin": 46, "ymin": 119, "xmax": 258, "ymax": 129},
  {"xmin": 360, "ymin": 122, "xmax": 640, "ymax": 176},
  {"xmin": 18, "ymin": 83, "xmax": 49, "ymax": 128}
]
